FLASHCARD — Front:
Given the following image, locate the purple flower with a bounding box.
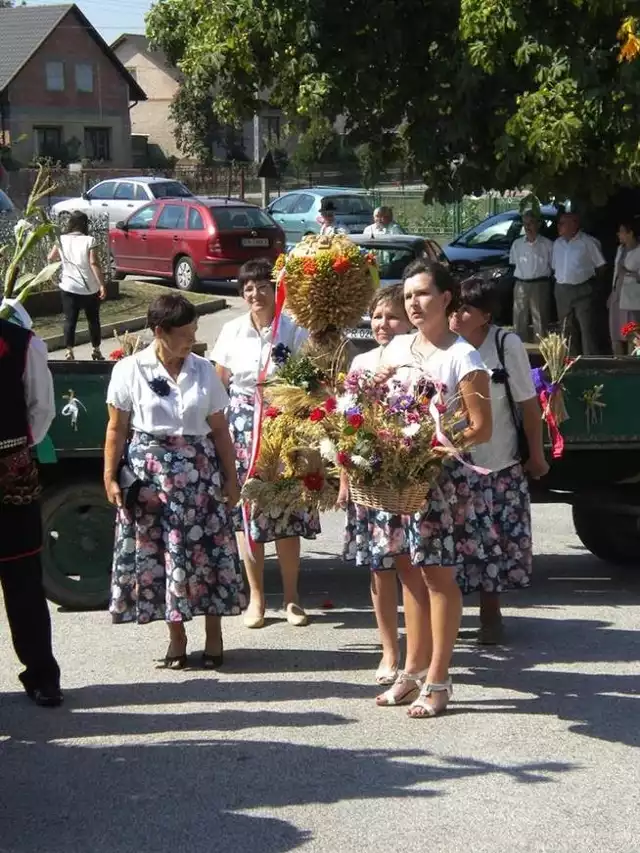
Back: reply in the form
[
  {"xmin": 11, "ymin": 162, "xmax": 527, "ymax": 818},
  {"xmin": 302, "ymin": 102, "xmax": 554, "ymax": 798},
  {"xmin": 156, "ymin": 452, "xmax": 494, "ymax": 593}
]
[
  {"xmin": 272, "ymin": 343, "xmax": 291, "ymax": 365},
  {"xmin": 149, "ymin": 377, "xmax": 171, "ymax": 397}
]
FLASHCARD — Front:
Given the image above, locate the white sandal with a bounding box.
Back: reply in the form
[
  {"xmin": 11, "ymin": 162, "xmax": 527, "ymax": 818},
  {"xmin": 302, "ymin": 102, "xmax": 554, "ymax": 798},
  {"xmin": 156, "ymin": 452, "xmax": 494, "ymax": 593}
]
[
  {"xmin": 407, "ymin": 679, "xmax": 453, "ymax": 718},
  {"xmin": 376, "ymin": 669, "xmax": 428, "ymax": 707},
  {"xmin": 375, "ymin": 662, "xmax": 399, "ymax": 686}
]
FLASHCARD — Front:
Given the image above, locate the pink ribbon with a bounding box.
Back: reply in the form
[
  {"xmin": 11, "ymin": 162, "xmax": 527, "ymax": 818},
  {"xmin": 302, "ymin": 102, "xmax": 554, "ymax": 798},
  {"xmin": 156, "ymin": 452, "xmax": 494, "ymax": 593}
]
[
  {"xmin": 539, "ymin": 389, "xmax": 564, "ymax": 460},
  {"xmin": 428, "ymin": 387, "xmax": 491, "ymax": 477},
  {"xmin": 241, "ymin": 268, "xmax": 287, "ymax": 558}
]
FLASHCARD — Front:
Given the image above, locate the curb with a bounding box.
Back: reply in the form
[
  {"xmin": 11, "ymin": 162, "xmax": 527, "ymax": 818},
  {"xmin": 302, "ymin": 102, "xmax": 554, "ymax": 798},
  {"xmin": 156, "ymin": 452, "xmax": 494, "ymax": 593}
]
[{"xmin": 42, "ymin": 297, "xmax": 228, "ymax": 351}]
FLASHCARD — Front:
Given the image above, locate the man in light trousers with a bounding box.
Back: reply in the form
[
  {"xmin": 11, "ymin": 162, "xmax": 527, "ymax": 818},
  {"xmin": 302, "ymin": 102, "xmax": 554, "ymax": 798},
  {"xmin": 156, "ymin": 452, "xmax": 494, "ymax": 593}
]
[
  {"xmin": 552, "ymin": 213, "xmax": 607, "ymax": 355},
  {"xmin": 510, "ymin": 212, "xmax": 553, "ymax": 342}
]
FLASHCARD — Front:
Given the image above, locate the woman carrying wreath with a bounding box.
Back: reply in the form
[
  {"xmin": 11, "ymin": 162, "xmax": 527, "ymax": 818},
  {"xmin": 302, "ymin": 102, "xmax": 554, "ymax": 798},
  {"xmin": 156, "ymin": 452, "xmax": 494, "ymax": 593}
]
[
  {"xmin": 104, "ymin": 293, "xmax": 245, "ymax": 669},
  {"xmin": 375, "ymin": 260, "xmax": 492, "ymax": 719},
  {"xmin": 211, "ymin": 258, "xmax": 316, "ymax": 629}
]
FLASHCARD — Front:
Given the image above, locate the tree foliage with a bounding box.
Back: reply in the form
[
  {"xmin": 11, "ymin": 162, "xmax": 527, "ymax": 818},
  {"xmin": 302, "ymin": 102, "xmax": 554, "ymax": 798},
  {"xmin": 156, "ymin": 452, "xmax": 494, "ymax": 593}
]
[{"xmin": 146, "ymin": 0, "xmax": 640, "ymax": 204}]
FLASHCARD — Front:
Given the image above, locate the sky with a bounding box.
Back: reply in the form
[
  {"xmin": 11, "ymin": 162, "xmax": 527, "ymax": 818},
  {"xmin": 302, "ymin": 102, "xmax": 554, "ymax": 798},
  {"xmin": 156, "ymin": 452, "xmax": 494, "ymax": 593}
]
[{"xmin": 33, "ymin": 0, "xmax": 151, "ymax": 43}]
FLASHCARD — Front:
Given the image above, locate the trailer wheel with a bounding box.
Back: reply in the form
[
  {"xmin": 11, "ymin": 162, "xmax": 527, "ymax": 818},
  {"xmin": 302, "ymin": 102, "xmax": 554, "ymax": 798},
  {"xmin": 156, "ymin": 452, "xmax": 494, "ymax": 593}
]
[
  {"xmin": 41, "ymin": 481, "xmax": 114, "ymax": 610},
  {"xmin": 572, "ymin": 504, "xmax": 639, "ymax": 566}
]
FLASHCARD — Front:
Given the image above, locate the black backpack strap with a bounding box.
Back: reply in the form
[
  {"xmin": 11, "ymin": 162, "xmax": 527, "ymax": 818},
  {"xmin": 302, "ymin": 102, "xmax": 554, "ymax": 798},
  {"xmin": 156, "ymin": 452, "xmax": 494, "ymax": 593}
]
[{"xmin": 495, "ymin": 328, "xmax": 521, "ymax": 430}]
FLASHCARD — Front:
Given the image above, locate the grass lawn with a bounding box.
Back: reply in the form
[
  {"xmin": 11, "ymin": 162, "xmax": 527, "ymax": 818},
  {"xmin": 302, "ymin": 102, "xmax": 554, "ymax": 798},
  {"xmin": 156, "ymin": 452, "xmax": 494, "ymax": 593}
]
[{"xmin": 32, "ymin": 281, "xmax": 214, "ymax": 340}]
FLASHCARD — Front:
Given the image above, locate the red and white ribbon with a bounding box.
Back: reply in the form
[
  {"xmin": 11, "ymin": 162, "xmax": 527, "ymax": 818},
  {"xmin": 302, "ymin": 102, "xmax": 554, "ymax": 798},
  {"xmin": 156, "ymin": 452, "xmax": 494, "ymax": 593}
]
[{"xmin": 242, "ymin": 268, "xmax": 288, "ymax": 558}]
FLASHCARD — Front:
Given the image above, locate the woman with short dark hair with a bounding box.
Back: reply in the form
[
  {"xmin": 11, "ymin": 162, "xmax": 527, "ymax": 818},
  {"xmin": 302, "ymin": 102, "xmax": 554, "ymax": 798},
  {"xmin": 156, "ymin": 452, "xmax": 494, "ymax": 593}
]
[
  {"xmin": 103, "ymin": 293, "xmax": 245, "ymax": 669},
  {"xmin": 450, "ymin": 276, "xmax": 548, "ymax": 643},
  {"xmin": 211, "ymin": 258, "xmax": 314, "ymax": 629},
  {"xmin": 48, "ymin": 210, "xmax": 106, "ymax": 361}
]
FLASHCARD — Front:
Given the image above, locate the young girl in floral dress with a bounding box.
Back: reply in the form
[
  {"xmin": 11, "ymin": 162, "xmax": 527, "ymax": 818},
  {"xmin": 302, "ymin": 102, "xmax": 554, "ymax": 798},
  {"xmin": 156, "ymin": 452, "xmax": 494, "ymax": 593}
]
[{"xmin": 338, "ymin": 285, "xmax": 413, "ymax": 685}]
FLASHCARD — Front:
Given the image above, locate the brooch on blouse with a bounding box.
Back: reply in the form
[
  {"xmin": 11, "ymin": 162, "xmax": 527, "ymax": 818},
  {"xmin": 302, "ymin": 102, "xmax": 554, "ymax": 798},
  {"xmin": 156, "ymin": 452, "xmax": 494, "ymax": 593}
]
[
  {"xmin": 492, "ymin": 367, "xmax": 509, "ymax": 384},
  {"xmin": 148, "ymin": 377, "xmax": 171, "ymax": 397},
  {"xmin": 272, "ymin": 343, "xmax": 292, "ymax": 365}
]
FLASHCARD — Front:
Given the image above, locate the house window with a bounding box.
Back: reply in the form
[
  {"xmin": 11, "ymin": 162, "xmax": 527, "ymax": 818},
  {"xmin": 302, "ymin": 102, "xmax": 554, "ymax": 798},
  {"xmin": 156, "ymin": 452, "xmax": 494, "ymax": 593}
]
[
  {"xmin": 75, "ymin": 64, "xmax": 93, "ymax": 93},
  {"xmin": 84, "ymin": 127, "xmax": 111, "ymax": 162},
  {"xmin": 34, "ymin": 126, "xmax": 62, "ymax": 159},
  {"xmin": 45, "ymin": 61, "xmax": 65, "ymax": 92},
  {"xmin": 265, "ymin": 115, "xmax": 281, "ymax": 144}
]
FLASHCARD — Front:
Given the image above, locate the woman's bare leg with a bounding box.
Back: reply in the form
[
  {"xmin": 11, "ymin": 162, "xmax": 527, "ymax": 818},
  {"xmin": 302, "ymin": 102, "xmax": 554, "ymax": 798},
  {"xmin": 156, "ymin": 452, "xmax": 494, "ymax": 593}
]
[
  {"xmin": 371, "ymin": 570, "xmax": 399, "ymax": 668},
  {"xmin": 408, "ymin": 564, "xmax": 461, "ymax": 717},
  {"xmin": 396, "ymin": 555, "xmax": 432, "ymax": 673},
  {"xmin": 204, "ymin": 614, "xmax": 223, "ymax": 655},
  {"xmin": 167, "ymin": 621, "xmax": 187, "ymax": 657},
  {"xmin": 237, "ymin": 533, "xmax": 266, "ymax": 619},
  {"xmin": 275, "ymin": 536, "xmax": 302, "ymax": 607}
]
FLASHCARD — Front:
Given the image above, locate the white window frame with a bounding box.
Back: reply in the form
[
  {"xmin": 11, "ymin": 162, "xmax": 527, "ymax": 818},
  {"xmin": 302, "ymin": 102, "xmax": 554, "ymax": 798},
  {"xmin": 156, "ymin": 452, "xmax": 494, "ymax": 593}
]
[
  {"xmin": 75, "ymin": 63, "xmax": 94, "ymax": 93},
  {"xmin": 45, "ymin": 61, "xmax": 65, "ymax": 92}
]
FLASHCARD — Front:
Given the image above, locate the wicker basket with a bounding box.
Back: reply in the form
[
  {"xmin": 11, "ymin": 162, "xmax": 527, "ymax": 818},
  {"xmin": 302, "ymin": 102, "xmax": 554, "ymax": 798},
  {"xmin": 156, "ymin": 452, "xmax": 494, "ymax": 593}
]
[{"xmin": 349, "ymin": 479, "xmax": 429, "ymax": 514}]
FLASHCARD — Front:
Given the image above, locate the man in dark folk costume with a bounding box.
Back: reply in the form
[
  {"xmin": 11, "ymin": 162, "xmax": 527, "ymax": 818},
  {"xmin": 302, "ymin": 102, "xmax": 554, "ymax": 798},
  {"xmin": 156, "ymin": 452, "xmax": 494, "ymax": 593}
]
[{"xmin": 0, "ymin": 300, "xmax": 62, "ymax": 707}]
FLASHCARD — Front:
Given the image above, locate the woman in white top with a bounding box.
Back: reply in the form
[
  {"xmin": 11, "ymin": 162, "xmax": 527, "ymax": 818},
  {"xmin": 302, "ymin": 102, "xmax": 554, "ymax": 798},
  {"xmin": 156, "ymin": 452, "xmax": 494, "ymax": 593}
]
[
  {"xmin": 339, "ymin": 284, "xmax": 413, "ymax": 686},
  {"xmin": 211, "ymin": 259, "xmax": 313, "ymax": 629},
  {"xmin": 48, "ymin": 211, "xmax": 106, "ymax": 362},
  {"xmin": 609, "ymin": 219, "xmax": 640, "ymax": 355},
  {"xmin": 451, "ymin": 277, "xmax": 549, "ymax": 644},
  {"xmin": 104, "ymin": 293, "xmax": 245, "ymax": 669},
  {"xmin": 374, "ymin": 260, "xmax": 492, "ymax": 719}
]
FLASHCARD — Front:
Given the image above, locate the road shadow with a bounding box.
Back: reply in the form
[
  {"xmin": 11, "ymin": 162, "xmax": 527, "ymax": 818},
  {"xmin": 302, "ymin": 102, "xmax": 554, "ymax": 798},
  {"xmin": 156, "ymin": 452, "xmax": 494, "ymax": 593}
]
[{"xmin": 0, "ymin": 708, "xmax": 574, "ymax": 853}]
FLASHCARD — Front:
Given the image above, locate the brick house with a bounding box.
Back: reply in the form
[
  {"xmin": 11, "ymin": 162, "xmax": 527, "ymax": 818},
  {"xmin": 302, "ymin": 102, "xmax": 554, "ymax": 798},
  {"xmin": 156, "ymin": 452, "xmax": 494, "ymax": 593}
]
[
  {"xmin": 0, "ymin": 3, "xmax": 146, "ymax": 168},
  {"xmin": 112, "ymin": 33, "xmax": 284, "ymax": 165}
]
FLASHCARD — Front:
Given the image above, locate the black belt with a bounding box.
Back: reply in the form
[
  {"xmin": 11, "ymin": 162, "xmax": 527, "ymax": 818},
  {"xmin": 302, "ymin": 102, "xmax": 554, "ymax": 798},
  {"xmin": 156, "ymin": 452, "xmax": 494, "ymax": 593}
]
[{"xmin": 516, "ymin": 277, "xmax": 550, "ymax": 283}]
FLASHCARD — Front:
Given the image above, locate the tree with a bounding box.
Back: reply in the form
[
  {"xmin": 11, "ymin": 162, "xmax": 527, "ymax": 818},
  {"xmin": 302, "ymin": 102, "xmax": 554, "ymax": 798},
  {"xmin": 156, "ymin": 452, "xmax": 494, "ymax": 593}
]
[{"xmin": 146, "ymin": 0, "xmax": 640, "ymax": 204}]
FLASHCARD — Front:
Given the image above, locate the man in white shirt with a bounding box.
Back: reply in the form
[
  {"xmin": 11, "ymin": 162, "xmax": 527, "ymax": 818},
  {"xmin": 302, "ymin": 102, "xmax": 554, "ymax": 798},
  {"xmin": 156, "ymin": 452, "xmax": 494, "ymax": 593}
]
[
  {"xmin": 509, "ymin": 212, "xmax": 553, "ymax": 342},
  {"xmin": 0, "ymin": 299, "xmax": 62, "ymax": 707},
  {"xmin": 363, "ymin": 206, "xmax": 405, "ymax": 237},
  {"xmin": 552, "ymin": 213, "xmax": 607, "ymax": 355}
]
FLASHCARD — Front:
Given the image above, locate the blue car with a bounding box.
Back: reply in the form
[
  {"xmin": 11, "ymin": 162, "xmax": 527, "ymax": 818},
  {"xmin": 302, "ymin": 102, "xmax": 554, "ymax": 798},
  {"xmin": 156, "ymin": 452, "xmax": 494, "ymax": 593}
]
[{"xmin": 266, "ymin": 187, "xmax": 374, "ymax": 245}]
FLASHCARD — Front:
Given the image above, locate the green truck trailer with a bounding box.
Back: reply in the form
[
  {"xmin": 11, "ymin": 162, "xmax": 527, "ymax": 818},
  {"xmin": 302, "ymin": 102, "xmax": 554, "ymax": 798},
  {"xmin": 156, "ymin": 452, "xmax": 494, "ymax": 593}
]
[{"xmin": 39, "ymin": 357, "xmax": 640, "ymax": 610}]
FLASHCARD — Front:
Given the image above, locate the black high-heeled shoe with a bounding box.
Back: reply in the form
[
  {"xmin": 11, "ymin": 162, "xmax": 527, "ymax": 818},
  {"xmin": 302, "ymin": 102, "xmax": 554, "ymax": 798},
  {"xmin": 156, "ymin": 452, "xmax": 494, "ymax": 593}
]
[
  {"xmin": 201, "ymin": 636, "xmax": 224, "ymax": 669},
  {"xmin": 160, "ymin": 653, "xmax": 187, "ymax": 670}
]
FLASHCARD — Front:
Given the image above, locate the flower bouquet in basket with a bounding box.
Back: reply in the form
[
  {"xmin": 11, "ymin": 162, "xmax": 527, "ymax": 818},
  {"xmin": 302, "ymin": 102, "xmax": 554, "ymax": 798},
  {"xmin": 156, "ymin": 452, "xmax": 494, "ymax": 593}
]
[{"xmin": 320, "ymin": 368, "xmax": 466, "ymax": 514}]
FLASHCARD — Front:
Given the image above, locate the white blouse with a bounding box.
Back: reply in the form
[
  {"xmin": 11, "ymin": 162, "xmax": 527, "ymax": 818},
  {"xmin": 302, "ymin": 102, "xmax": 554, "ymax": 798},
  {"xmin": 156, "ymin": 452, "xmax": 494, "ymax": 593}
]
[
  {"xmin": 349, "ymin": 345, "xmax": 384, "ymax": 372},
  {"xmin": 210, "ymin": 312, "xmax": 308, "ymax": 396},
  {"xmin": 380, "ymin": 333, "xmax": 486, "ymax": 409},
  {"xmin": 107, "ymin": 344, "xmax": 229, "ymax": 437},
  {"xmin": 616, "ymin": 245, "xmax": 640, "ymax": 311}
]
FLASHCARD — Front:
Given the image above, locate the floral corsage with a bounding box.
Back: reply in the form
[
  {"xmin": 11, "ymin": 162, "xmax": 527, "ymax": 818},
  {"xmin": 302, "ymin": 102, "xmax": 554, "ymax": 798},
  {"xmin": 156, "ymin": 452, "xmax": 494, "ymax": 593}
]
[{"xmin": 148, "ymin": 377, "xmax": 171, "ymax": 397}]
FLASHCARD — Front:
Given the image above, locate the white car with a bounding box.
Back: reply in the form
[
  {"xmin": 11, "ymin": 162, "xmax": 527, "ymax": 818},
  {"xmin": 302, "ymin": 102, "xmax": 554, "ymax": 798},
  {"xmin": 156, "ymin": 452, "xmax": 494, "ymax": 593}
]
[{"xmin": 51, "ymin": 176, "xmax": 194, "ymax": 226}]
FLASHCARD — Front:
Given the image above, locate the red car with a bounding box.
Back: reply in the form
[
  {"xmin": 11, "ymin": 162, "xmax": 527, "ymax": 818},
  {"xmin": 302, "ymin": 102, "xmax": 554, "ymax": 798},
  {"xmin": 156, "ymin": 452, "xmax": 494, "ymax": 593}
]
[{"xmin": 109, "ymin": 197, "xmax": 286, "ymax": 290}]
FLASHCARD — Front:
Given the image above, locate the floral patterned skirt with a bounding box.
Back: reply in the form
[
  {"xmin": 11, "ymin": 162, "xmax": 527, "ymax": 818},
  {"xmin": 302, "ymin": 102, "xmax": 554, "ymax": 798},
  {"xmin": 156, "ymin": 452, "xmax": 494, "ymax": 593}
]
[
  {"xmin": 455, "ymin": 463, "xmax": 532, "ymax": 594},
  {"xmin": 228, "ymin": 392, "xmax": 321, "ymax": 543},
  {"xmin": 110, "ymin": 432, "xmax": 246, "ymax": 625},
  {"xmin": 343, "ymin": 503, "xmax": 408, "ymax": 571}
]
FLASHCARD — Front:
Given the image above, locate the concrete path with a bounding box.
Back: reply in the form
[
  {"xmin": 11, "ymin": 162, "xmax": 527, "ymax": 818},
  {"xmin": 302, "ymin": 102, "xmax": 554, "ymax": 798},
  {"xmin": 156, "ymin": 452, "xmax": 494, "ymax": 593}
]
[{"xmin": 1, "ymin": 505, "xmax": 638, "ymax": 853}]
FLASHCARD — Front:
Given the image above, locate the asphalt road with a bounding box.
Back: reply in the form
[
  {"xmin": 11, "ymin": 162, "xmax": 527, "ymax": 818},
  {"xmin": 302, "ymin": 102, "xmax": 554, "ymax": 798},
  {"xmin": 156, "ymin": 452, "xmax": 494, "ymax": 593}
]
[{"xmin": 1, "ymin": 505, "xmax": 639, "ymax": 853}]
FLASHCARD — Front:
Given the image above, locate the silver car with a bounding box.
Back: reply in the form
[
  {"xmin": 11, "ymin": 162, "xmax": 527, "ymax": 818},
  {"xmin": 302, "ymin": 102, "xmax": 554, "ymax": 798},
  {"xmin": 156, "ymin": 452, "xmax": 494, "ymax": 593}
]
[{"xmin": 51, "ymin": 176, "xmax": 193, "ymax": 226}]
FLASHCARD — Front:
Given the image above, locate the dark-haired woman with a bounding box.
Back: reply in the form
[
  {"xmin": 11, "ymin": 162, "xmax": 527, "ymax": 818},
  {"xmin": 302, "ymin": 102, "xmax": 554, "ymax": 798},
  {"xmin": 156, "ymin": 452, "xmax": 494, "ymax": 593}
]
[
  {"xmin": 609, "ymin": 220, "xmax": 640, "ymax": 355},
  {"xmin": 451, "ymin": 277, "xmax": 548, "ymax": 644},
  {"xmin": 103, "ymin": 293, "xmax": 245, "ymax": 668},
  {"xmin": 48, "ymin": 210, "xmax": 106, "ymax": 361},
  {"xmin": 211, "ymin": 258, "xmax": 315, "ymax": 629},
  {"xmin": 375, "ymin": 260, "xmax": 492, "ymax": 718}
]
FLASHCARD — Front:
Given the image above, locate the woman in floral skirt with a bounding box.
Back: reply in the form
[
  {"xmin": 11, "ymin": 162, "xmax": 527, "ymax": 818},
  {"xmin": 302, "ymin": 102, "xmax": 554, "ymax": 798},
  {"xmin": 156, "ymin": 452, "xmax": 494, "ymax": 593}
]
[
  {"xmin": 374, "ymin": 260, "xmax": 492, "ymax": 718},
  {"xmin": 211, "ymin": 258, "xmax": 314, "ymax": 629},
  {"xmin": 104, "ymin": 293, "xmax": 245, "ymax": 669},
  {"xmin": 450, "ymin": 277, "xmax": 549, "ymax": 643},
  {"xmin": 338, "ymin": 285, "xmax": 413, "ymax": 685}
]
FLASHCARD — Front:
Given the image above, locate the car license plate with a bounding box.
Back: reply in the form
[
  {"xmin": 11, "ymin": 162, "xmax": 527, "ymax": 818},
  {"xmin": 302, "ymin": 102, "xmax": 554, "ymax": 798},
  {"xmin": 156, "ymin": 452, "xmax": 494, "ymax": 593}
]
[
  {"xmin": 242, "ymin": 237, "xmax": 269, "ymax": 247},
  {"xmin": 346, "ymin": 327, "xmax": 373, "ymax": 339}
]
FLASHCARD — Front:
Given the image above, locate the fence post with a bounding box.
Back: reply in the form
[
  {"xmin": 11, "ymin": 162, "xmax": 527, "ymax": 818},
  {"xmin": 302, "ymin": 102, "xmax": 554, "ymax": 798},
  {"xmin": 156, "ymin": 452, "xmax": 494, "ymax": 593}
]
[
  {"xmin": 239, "ymin": 167, "xmax": 245, "ymax": 200},
  {"xmin": 453, "ymin": 201, "xmax": 462, "ymax": 236}
]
